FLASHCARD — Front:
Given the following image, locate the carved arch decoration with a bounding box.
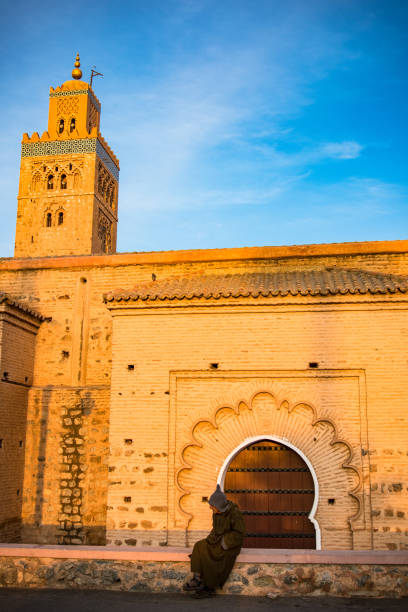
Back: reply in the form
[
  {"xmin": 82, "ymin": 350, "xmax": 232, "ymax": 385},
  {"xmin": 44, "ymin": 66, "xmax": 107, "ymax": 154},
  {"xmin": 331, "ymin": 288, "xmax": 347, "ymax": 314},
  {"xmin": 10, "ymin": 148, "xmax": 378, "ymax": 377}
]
[
  {"xmin": 176, "ymin": 389, "xmax": 362, "ymax": 549},
  {"xmin": 73, "ymin": 169, "xmax": 81, "ymax": 190},
  {"xmin": 31, "ymin": 172, "xmax": 42, "ymax": 193},
  {"xmin": 31, "ymin": 160, "xmax": 83, "ymax": 193},
  {"xmin": 31, "ymin": 159, "xmax": 83, "ymax": 193},
  {"xmin": 97, "ymin": 208, "xmax": 112, "ymax": 253},
  {"xmin": 97, "ymin": 161, "xmax": 116, "ymax": 209},
  {"xmin": 87, "ymin": 103, "xmax": 99, "ymax": 132}
]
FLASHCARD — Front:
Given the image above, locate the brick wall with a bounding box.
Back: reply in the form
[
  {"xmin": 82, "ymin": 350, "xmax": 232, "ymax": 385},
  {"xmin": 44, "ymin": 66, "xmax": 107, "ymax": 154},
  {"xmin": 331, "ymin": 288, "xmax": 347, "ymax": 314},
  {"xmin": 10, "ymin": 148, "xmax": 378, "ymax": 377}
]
[
  {"xmin": 0, "ymin": 302, "xmax": 41, "ymax": 541},
  {"xmin": 106, "ymin": 297, "xmax": 408, "ymax": 550},
  {"xmin": 0, "ymin": 242, "xmax": 407, "ymax": 548}
]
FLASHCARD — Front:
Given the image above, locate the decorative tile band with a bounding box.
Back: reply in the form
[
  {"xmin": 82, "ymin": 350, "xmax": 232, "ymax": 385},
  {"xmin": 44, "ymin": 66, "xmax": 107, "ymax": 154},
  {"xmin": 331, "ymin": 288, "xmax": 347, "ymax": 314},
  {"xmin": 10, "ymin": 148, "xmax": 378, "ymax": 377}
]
[
  {"xmin": 22, "ymin": 138, "xmax": 96, "ymax": 157},
  {"xmin": 96, "ymin": 141, "xmax": 119, "ymax": 180},
  {"xmin": 50, "ymin": 89, "xmax": 101, "ymax": 111},
  {"xmin": 50, "ymin": 90, "xmax": 87, "ymax": 98},
  {"xmin": 21, "ymin": 139, "xmax": 119, "ymax": 180}
]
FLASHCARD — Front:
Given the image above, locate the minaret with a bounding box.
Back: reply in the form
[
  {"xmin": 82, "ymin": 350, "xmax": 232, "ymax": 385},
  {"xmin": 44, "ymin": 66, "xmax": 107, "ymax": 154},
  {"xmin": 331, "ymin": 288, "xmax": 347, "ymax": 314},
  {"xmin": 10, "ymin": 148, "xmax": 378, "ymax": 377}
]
[{"xmin": 14, "ymin": 54, "xmax": 119, "ymax": 258}]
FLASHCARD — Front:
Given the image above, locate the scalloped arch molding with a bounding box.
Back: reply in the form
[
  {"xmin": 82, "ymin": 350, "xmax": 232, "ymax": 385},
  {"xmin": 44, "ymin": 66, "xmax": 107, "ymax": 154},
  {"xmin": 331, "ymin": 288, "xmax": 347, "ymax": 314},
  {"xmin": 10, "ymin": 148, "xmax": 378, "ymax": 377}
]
[{"xmin": 173, "ymin": 382, "xmax": 371, "ymax": 550}]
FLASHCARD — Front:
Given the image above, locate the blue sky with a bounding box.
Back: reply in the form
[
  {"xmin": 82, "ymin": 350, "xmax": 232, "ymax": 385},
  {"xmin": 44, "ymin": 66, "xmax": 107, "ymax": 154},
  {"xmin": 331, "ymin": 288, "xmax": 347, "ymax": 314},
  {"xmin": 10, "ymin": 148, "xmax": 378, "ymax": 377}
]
[{"xmin": 1, "ymin": 0, "xmax": 407, "ymax": 255}]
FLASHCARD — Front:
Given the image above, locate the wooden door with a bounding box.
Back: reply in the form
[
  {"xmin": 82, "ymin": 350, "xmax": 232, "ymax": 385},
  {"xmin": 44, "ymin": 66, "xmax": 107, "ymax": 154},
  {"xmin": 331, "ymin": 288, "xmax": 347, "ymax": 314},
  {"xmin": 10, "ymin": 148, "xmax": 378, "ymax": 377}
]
[{"xmin": 224, "ymin": 440, "xmax": 315, "ymax": 549}]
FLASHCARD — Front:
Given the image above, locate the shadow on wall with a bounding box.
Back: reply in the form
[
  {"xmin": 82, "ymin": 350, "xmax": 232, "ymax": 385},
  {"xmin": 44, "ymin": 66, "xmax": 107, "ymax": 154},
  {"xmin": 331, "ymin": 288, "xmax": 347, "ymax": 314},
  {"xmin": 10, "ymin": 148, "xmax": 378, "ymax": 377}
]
[
  {"xmin": 19, "ymin": 524, "xmax": 106, "ymax": 546},
  {"xmin": 12, "ymin": 388, "xmax": 108, "ymax": 547},
  {"xmin": 33, "ymin": 387, "xmax": 51, "ymax": 536}
]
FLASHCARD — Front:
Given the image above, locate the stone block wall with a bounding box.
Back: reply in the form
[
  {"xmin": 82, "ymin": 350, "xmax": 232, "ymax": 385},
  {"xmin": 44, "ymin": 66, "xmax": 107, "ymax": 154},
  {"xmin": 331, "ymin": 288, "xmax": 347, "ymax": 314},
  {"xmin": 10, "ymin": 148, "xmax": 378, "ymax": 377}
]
[
  {"xmin": 0, "ymin": 547, "xmax": 407, "ymax": 597},
  {"xmin": 21, "ymin": 387, "xmax": 110, "ymax": 546}
]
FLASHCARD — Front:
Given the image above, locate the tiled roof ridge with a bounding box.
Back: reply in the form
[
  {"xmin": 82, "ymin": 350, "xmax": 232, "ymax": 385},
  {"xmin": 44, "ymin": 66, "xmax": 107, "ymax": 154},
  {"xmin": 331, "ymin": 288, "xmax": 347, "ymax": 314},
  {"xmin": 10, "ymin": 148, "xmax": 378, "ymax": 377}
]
[
  {"xmin": 103, "ymin": 267, "xmax": 408, "ymax": 304},
  {"xmin": 0, "ymin": 292, "xmax": 46, "ymax": 320}
]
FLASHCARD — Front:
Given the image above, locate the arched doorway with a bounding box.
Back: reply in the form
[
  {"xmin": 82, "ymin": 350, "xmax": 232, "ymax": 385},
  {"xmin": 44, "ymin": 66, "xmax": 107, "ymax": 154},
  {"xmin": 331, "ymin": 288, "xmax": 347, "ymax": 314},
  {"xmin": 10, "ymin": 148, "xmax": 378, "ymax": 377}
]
[{"xmin": 223, "ymin": 438, "xmax": 317, "ymax": 549}]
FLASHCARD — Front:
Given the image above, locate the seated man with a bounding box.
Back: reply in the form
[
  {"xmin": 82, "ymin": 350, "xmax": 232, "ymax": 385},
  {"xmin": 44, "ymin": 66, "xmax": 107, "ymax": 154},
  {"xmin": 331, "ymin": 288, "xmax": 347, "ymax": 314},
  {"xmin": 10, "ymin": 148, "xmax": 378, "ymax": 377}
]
[{"xmin": 183, "ymin": 484, "xmax": 245, "ymax": 598}]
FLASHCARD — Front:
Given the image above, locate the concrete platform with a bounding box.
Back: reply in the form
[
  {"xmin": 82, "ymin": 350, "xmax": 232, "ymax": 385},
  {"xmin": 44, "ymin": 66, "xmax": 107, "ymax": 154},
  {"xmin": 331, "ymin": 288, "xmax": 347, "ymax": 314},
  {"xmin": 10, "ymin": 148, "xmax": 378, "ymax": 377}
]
[{"xmin": 1, "ymin": 544, "xmax": 407, "ymax": 564}]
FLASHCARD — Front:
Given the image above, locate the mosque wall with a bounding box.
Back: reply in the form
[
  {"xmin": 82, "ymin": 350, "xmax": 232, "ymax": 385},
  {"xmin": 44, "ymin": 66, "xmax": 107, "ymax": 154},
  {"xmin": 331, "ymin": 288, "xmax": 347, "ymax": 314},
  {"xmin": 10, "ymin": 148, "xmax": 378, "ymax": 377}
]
[
  {"xmin": 0, "ymin": 243, "xmax": 407, "ymax": 549},
  {"xmin": 106, "ymin": 294, "xmax": 408, "ymax": 551}
]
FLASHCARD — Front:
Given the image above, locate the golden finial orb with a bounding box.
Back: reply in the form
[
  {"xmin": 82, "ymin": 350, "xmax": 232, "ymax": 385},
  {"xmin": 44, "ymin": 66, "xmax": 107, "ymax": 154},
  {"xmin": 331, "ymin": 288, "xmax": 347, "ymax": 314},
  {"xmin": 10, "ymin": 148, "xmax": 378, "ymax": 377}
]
[{"xmin": 72, "ymin": 53, "xmax": 83, "ymax": 80}]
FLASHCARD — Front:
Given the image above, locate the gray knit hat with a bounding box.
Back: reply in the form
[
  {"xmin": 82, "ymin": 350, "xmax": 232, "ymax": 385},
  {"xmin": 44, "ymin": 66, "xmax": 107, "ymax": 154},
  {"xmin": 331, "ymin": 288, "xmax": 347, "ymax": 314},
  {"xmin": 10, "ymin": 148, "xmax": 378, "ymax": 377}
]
[{"xmin": 208, "ymin": 484, "xmax": 229, "ymax": 512}]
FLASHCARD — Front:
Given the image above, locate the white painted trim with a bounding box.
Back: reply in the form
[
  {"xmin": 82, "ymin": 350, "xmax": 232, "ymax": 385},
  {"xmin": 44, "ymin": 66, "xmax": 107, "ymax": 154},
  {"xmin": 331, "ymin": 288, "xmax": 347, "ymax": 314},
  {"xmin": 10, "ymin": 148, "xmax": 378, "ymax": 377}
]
[{"xmin": 217, "ymin": 435, "xmax": 321, "ymax": 550}]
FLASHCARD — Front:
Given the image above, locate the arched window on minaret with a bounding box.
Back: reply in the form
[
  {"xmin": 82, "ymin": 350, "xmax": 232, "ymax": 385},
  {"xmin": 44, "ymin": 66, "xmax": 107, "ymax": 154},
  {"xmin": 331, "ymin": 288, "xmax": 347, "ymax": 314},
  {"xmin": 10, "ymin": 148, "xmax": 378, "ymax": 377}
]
[
  {"xmin": 46, "ymin": 212, "xmax": 52, "ymax": 227},
  {"xmin": 58, "ymin": 119, "xmax": 64, "ymax": 134},
  {"xmin": 58, "ymin": 211, "xmax": 64, "ymax": 225},
  {"xmin": 60, "ymin": 174, "xmax": 67, "ymax": 190},
  {"xmin": 47, "ymin": 175, "xmax": 54, "ymax": 190},
  {"xmin": 70, "ymin": 118, "xmax": 76, "ymax": 133}
]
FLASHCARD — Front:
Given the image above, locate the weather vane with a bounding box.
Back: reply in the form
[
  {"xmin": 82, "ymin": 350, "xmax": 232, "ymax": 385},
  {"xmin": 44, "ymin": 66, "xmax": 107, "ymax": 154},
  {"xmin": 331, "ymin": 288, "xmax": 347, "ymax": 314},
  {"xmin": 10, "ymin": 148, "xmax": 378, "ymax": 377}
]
[{"xmin": 90, "ymin": 66, "xmax": 104, "ymax": 88}]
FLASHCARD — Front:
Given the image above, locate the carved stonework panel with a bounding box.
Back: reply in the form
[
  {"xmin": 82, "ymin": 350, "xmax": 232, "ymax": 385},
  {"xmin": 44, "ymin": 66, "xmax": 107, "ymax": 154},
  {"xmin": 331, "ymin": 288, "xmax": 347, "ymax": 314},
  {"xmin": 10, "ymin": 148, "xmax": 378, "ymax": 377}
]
[
  {"xmin": 32, "ymin": 173, "xmax": 42, "ymax": 192},
  {"xmin": 97, "ymin": 208, "xmax": 112, "ymax": 253},
  {"xmin": 30, "ymin": 159, "xmax": 83, "ymax": 193},
  {"xmin": 57, "ymin": 96, "xmax": 79, "ymax": 118},
  {"xmin": 97, "ymin": 162, "xmax": 117, "ymax": 210},
  {"xmin": 50, "ymin": 88, "xmax": 101, "ymax": 112},
  {"xmin": 73, "ymin": 171, "xmax": 81, "ymax": 190},
  {"xmin": 88, "ymin": 103, "xmax": 98, "ymax": 131}
]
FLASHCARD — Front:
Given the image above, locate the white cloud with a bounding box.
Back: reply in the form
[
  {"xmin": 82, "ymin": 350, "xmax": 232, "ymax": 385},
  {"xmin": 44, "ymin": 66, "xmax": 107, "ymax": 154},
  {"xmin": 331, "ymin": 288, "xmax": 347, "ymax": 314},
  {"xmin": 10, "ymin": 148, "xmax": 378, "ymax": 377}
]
[
  {"xmin": 320, "ymin": 141, "xmax": 364, "ymax": 160},
  {"xmin": 98, "ymin": 9, "xmax": 366, "ymax": 223},
  {"xmin": 238, "ymin": 140, "xmax": 364, "ymax": 171}
]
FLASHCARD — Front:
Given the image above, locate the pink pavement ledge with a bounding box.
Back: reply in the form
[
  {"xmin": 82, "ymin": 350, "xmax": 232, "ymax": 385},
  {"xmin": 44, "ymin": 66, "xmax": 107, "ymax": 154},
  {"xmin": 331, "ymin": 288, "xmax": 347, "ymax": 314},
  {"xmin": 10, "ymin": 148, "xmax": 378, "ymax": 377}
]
[{"xmin": 0, "ymin": 544, "xmax": 407, "ymax": 564}]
